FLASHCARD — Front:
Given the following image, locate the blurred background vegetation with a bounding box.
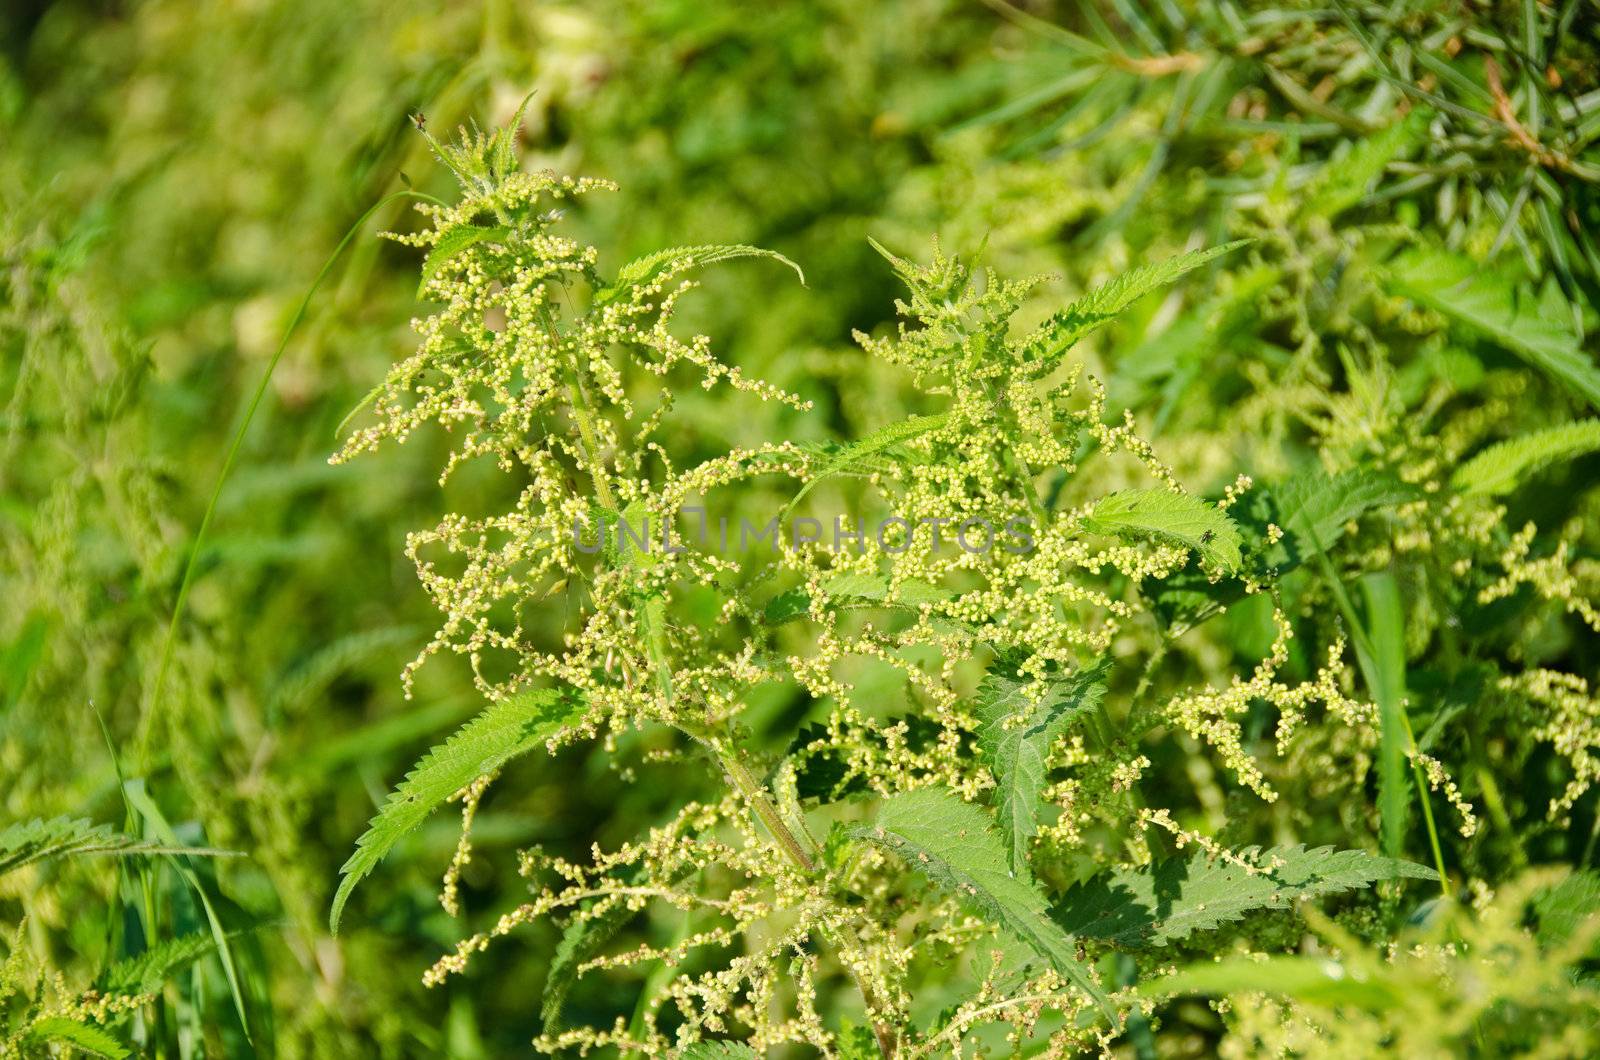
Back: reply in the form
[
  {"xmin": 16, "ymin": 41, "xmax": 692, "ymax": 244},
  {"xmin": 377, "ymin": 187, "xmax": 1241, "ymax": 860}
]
[{"xmin": 2, "ymin": 0, "xmax": 1597, "ymax": 1056}]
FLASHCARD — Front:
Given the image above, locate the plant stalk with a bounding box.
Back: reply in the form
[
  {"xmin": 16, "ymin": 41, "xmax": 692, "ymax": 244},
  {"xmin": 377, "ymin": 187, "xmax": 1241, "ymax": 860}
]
[{"xmin": 553, "ymin": 299, "xmax": 897, "ymax": 1055}]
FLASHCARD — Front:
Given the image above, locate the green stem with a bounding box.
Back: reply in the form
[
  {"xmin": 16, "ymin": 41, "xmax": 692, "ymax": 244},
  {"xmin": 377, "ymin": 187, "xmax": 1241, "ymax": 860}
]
[
  {"xmin": 1399, "ymin": 709, "xmax": 1451, "ymax": 897},
  {"xmin": 552, "ymin": 288, "xmax": 897, "ymax": 1058},
  {"xmin": 718, "ymin": 750, "xmax": 816, "ymax": 874}
]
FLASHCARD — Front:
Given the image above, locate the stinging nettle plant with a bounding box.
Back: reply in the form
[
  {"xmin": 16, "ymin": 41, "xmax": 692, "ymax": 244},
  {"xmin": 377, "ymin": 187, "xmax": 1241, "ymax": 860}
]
[{"xmin": 329, "ymin": 103, "xmax": 1444, "ymax": 1056}]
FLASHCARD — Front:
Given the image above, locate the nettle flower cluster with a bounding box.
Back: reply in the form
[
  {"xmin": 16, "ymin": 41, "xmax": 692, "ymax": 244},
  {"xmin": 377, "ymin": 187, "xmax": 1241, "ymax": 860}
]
[
  {"xmin": 331, "ymin": 111, "xmax": 810, "ymax": 738},
  {"xmin": 332, "ymin": 111, "xmax": 1435, "ymax": 1058},
  {"xmin": 777, "ymin": 241, "xmax": 1378, "ymax": 828},
  {"xmin": 333, "ymin": 111, "xmax": 910, "ymax": 1053}
]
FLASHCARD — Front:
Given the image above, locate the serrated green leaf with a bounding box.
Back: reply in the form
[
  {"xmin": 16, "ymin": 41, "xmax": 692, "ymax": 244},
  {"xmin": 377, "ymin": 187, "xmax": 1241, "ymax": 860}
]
[
  {"xmin": 1271, "ymin": 468, "xmax": 1421, "ymax": 558},
  {"xmin": 1533, "ymin": 870, "xmax": 1600, "ymax": 950},
  {"xmin": 1057, "ymin": 844, "xmax": 1435, "ymax": 948},
  {"xmin": 1020, "ymin": 241, "xmax": 1248, "ymax": 374},
  {"xmin": 541, "ymin": 899, "xmax": 636, "ymax": 1034},
  {"xmin": 678, "ymin": 1043, "xmax": 759, "ymax": 1059},
  {"xmin": 98, "ymin": 932, "xmax": 219, "ymax": 996},
  {"xmin": 1110, "ymin": 265, "xmax": 1281, "ymax": 410},
  {"xmin": 595, "ymin": 244, "xmax": 804, "ymax": 307},
  {"xmin": 330, "ymin": 686, "xmax": 585, "ymax": 932},
  {"xmin": 835, "ymin": 1020, "xmax": 883, "ymax": 1060},
  {"xmin": 763, "ymin": 572, "xmax": 952, "ymax": 625},
  {"xmin": 1303, "ymin": 108, "xmax": 1428, "ymax": 218},
  {"xmin": 851, "ymin": 788, "xmax": 1112, "ymax": 1018},
  {"xmin": 1389, "ymin": 250, "xmax": 1600, "ymax": 409},
  {"xmin": 784, "ymin": 413, "xmax": 947, "ymax": 517},
  {"xmin": 24, "ymin": 1018, "xmax": 130, "ymax": 1058},
  {"xmin": 1085, "ymin": 488, "xmax": 1242, "ymax": 572},
  {"xmin": 977, "ymin": 661, "xmax": 1108, "ymax": 876},
  {"xmin": 490, "ymin": 92, "xmax": 535, "ymax": 182},
  {"xmin": 0, "ymin": 816, "xmax": 235, "ymax": 878},
  {"xmin": 589, "ymin": 500, "xmax": 663, "ymax": 571},
  {"xmin": 1453, "ymin": 420, "xmax": 1600, "ymax": 495},
  {"xmin": 540, "ymin": 861, "xmax": 692, "ymax": 1033},
  {"xmin": 418, "ymin": 224, "xmax": 509, "ymax": 296}
]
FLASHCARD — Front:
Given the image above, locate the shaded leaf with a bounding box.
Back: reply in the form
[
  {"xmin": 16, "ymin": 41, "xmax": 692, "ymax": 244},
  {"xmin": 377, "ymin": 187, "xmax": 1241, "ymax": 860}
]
[
  {"xmin": 1357, "ymin": 573, "xmax": 1411, "ymax": 859},
  {"xmin": 120, "ymin": 781, "xmax": 255, "ymax": 1043},
  {"xmin": 1533, "ymin": 870, "xmax": 1600, "ymax": 950},
  {"xmin": 1020, "ymin": 242, "xmax": 1248, "ymax": 374},
  {"xmin": 1453, "ymin": 420, "xmax": 1600, "ymax": 495},
  {"xmin": 330, "ymin": 687, "xmax": 586, "ymax": 932},
  {"xmin": 1057, "ymin": 844, "xmax": 1435, "ymax": 949},
  {"xmin": 99, "ymin": 931, "xmax": 228, "ymax": 996},
  {"xmin": 851, "ymin": 788, "xmax": 1112, "ymax": 1017},
  {"xmin": 1272, "ymin": 468, "xmax": 1420, "ymax": 558},
  {"xmin": 1303, "ymin": 108, "xmax": 1428, "ymax": 218}
]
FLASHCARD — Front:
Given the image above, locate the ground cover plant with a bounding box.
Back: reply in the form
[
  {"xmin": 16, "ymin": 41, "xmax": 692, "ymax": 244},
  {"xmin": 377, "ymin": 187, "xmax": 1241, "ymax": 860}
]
[{"xmin": 2, "ymin": 0, "xmax": 1599, "ymax": 1056}]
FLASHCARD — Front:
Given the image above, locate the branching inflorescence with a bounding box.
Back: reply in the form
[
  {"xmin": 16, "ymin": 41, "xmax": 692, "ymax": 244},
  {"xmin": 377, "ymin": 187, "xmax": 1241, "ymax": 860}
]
[{"xmin": 331, "ymin": 105, "xmax": 1475, "ymax": 1056}]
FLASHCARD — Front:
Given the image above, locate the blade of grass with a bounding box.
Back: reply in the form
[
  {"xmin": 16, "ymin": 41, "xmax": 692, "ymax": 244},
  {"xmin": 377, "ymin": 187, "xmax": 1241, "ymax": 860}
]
[
  {"xmin": 1308, "ymin": 545, "xmax": 1449, "ymax": 895},
  {"xmin": 90, "ymin": 702, "xmax": 166, "ymax": 1048},
  {"xmin": 137, "ymin": 189, "xmax": 442, "ymax": 766},
  {"xmin": 122, "ymin": 781, "xmax": 253, "ymax": 1044}
]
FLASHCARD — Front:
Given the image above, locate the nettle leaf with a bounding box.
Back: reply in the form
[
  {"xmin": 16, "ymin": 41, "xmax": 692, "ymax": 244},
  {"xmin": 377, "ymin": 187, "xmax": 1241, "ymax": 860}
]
[
  {"xmin": 418, "ymin": 224, "xmax": 509, "ymax": 296},
  {"xmin": 1453, "ymin": 420, "xmax": 1600, "ymax": 495},
  {"xmin": 1533, "ymin": 870, "xmax": 1600, "ymax": 950},
  {"xmin": 747, "ymin": 438, "xmax": 924, "ymax": 480},
  {"xmin": 1271, "ymin": 468, "xmax": 1421, "ymax": 557},
  {"xmin": 1057, "ymin": 844, "xmax": 1435, "ymax": 949},
  {"xmin": 977, "ymin": 660, "xmax": 1109, "ymax": 876},
  {"xmin": 1389, "ymin": 249, "xmax": 1600, "ymax": 409},
  {"xmin": 784, "ymin": 412, "xmax": 947, "ymax": 516},
  {"xmin": 99, "ymin": 931, "xmax": 231, "ymax": 996},
  {"xmin": 330, "ymin": 686, "xmax": 585, "ymax": 932},
  {"xmin": 1085, "ymin": 488, "xmax": 1242, "ymax": 572},
  {"xmin": 678, "ymin": 1044, "xmax": 759, "ymax": 1060},
  {"xmin": 851, "ymin": 787, "xmax": 1112, "ymax": 1017},
  {"xmin": 1302, "ymin": 108, "xmax": 1428, "ymax": 218},
  {"xmin": 1110, "ymin": 264, "xmax": 1281, "ymax": 411},
  {"xmin": 0, "ymin": 816, "xmax": 233, "ymax": 878},
  {"xmin": 763, "ymin": 572, "xmax": 952, "ymax": 625},
  {"xmin": 542, "ymin": 902, "xmax": 631, "ymax": 1034},
  {"xmin": 1019, "ymin": 241, "xmax": 1247, "ymax": 374},
  {"xmin": 588, "ymin": 500, "xmax": 663, "ymax": 572},
  {"xmin": 595, "ymin": 244, "xmax": 804, "ymax": 307},
  {"xmin": 835, "ymin": 1020, "xmax": 883, "ymax": 1060},
  {"xmin": 24, "ymin": 1018, "xmax": 130, "ymax": 1059}
]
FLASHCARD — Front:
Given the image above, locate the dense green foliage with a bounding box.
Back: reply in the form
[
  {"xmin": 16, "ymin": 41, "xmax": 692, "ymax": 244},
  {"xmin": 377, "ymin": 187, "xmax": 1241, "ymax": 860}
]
[{"xmin": 3, "ymin": 0, "xmax": 1600, "ymax": 1056}]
